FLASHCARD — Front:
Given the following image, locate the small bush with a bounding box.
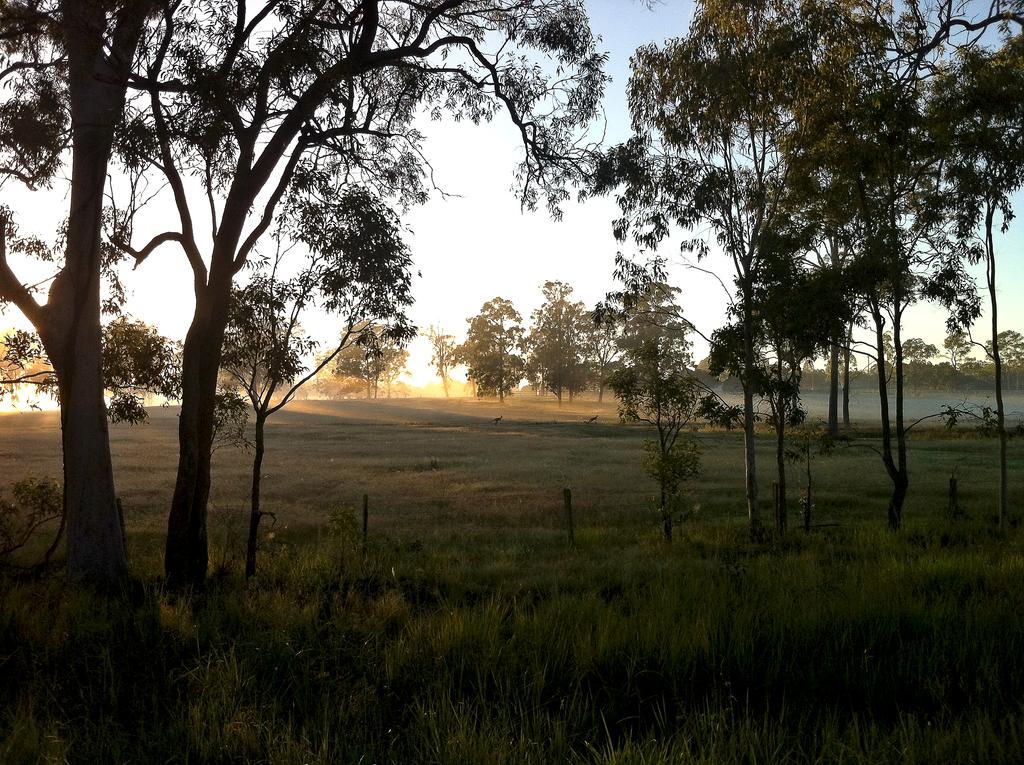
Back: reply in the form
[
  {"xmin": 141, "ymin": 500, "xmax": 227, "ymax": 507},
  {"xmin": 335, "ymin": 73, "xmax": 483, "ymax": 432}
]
[{"xmin": 0, "ymin": 477, "xmax": 61, "ymax": 563}]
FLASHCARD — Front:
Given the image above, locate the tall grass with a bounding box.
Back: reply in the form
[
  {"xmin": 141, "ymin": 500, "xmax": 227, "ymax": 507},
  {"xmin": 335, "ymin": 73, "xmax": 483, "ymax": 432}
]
[{"xmin": 3, "ymin": 518, "xmax": 1024, "ymax": 763}]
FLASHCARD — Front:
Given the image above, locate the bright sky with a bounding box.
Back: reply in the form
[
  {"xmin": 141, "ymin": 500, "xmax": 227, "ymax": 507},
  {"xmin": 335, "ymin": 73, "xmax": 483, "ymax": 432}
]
[{"xmin": 3, "ymin": 0, "xmax": 1023, "ymax": 391}]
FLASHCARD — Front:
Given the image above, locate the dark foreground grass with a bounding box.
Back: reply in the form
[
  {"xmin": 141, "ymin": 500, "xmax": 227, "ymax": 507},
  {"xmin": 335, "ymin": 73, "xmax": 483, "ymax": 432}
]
[{"xmin": 3, "ymin": 519, "xmax": 1024, "ymax": 764}]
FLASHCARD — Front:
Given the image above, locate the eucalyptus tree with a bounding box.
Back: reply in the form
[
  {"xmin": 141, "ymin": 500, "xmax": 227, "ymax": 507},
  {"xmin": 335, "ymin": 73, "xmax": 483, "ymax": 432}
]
[
  {"xmin": 527, "ymin": 280, "xmax": 590, "ymax": 404},
  {"xmin": 944, "ymin": 329, "xmax": 973, "ymax": 370},
  {"xmin": 792, "ymin": 1, "xmax": 977, "ymax": 529},
  {"xmin": 426, "ymin": 325, "xmax": 456, "ymax": 397},
  {"xmin": 930, "ymin": 39, "xmax": 1024, "ymax": 527},
  {"xmin": 0, "ymin": 0, "xmax": 154, "ymax": 583},
  {"xmin": 331, "ymin": 327, "xmax": 406, "ymax": 398},
  {"xmin": 111, "ymin": 0, "xmax": 605, "ymax": 587},
  {"xmin": 459, "ymin": 297, "xmax": 526, "ymax": 402},
  {"xmin": 594, "ymin": 0, "xmax": 816, "ymax": 532},
  {"xmin": 610, "ymin": 331, "xmax": 702, "ymax": 543},
  {"xmin": 221, "ymin": 187, "xmax": 413, "ymax": 578},
  {"xmin": 584, "ymin": 304, "xmax": 623, "ymax": 403}
]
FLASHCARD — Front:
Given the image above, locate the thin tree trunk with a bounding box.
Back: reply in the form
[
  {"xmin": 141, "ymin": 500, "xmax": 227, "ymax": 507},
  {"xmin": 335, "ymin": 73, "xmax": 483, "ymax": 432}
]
[
  {"xmin": 742, "ymin": 298, "xmax": 760, "ymax": 533},
  {"xmin": 245, "ymin": 413, "xmax": 266, "ymax": 578},
  {"xmin": 985, "ymin": 209, "xmax": 1008, "ymax": 528},
  {"xmin": 775, "ymin": 414, "xmax": 787, "ymax": 535},
  {"xmin": 828, "ymin": 342, "xmax": 840, "ymax": 437},
  {"xmin": 842, "ymin": 323, "xmax": 852, "ymax": 428},
  {"xmin": 891, "ymin": 302, "xmax": 908, "ymax": 530},
  {"xmin": 660, "ymin": 448, "xmax": 672, "ymax": 542},
  {"xmin": 803, "ymin": 444, "xmax": 812, "ymax": 533}
]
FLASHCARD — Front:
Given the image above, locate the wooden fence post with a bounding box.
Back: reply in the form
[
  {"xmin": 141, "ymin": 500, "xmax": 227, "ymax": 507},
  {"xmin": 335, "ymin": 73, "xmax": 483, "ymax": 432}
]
[
  {"xmin": 948, "ymin": 477, "xmax": 961, "ymax": 520},
  {"xmin": 564, "ymin": 488, "xmax": 575, "ymax": 547}
]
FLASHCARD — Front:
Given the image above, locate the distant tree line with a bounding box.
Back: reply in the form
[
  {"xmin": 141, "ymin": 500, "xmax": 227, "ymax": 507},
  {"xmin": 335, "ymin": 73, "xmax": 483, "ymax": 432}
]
[{"xmin": 415, "ymin": 279, "xmax": 718, "ymax": 406}]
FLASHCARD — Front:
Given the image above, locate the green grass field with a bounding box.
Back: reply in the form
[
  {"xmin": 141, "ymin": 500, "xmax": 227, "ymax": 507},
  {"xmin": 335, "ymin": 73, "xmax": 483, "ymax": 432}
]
[{"xmin": 2, "ymin": 396, "xmax": 1023, "ymax": 763}]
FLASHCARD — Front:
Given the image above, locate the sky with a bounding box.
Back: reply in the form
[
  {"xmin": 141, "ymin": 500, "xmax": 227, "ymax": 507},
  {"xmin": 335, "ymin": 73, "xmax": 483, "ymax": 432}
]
[{"xmin": 3, "ymin": 0, "xmax": 1024, "ymax": 392}]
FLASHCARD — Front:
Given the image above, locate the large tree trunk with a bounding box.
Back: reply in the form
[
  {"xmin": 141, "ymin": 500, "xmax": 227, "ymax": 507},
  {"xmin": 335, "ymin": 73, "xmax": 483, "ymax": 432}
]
[
  {"xmin": 245, "ymin": 413, "xmax": 267, "ymax": 578},
  {"xmin": 16, "ymin": 2, "xmax": 147, "ymax": 584},
  {"xmin": 49, "ymin": 313, "xmax": 125, "ymax": 583},
  {"xmin": 827, "ymin": 342, "xmax": 840, "ymax": 438},
  {"xmin": 165, "ymin": 283, "xmax": 230, "ymax": 588}
]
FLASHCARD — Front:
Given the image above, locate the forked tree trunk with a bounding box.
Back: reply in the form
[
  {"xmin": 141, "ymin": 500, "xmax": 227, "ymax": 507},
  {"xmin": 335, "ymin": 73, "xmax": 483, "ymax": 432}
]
[{"xmin": 871, "ymin": 302, "xmax": 906, "ymax": 531}]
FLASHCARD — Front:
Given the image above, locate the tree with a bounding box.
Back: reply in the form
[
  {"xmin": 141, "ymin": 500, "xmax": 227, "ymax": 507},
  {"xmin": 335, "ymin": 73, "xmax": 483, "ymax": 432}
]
[
  {"xmin": 0, "ymin": 0, "xmax": 153, "ymax": 583},
  {"xmin": 795, "ymin": 2, "xmax": 971, "ymax": 530},
  {"xmin": 332, "ymin": 343, "xmax": 378, "ymax": 399},
  {"xmin": 988, "ymin": 330, "xmax": 1024, "ymax": 391},
  {"xmin": 1, "ymin": 330, "xmax": 54, "ymax": 405},
  {"xmin": 527, "ymin": 281, "xmax": 590, "ymax": 404},
  {"xmin": 944, "ymin": 330, "xmax": 973, "ymax": 370},
  {"xmin": 901, "ymin": 338, "xmax": 939, "ymax": 365},
  {"xmin": 379, "ymin": 345, "xmax": 409, "ymax": 399},
  {"xmin": 101, "ymin": 316, "xmax": 181, "ymax": 425},
  {"xmin": 596, "ymin": 0, "xmax": 816, "ymax": 533},
  {"xmin": 932, "ymin": 38, "xmax": 1024, "ymax": 527},
  {"xmin": 459, "ymin": 298, "xmax": 526, "ymax": 402},
  {"xmin": 331, "ymin": 327, "xmax": 404, "ymax": 400},
  {"xmin": 583, "ymin": 307, "xmax": 623, "ymax": 403},
  {"xmin": 426, "ymin": 326, "xmax": 457, "ymax": 397},
  {"xmin": 221, "ymin": 190, "xmax": 413, "ymax": 577},
  {"xmin": 3, "ymin": 317, "xmax": 179, "ymax": 422},
  {"xmin": 609, "ymin": 318, "xmax": 702, "ymax": 543},
  {"xmin": 757, "ymin": 262, "xmax": 843, "ymax": 535},
  {"xmin": 111, "ymin": 0, "xmax": 605, "ymax": 588}
]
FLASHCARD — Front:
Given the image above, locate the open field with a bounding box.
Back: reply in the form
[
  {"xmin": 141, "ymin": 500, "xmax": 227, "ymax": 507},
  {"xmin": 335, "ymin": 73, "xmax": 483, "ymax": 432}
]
[
  {"xmin": 3, "ymin": 394, "xmax": 1023, "ymax": 558},
  {"xmin": 3, "ymin": 397, "xmax": 1024, "ymax": 763}
]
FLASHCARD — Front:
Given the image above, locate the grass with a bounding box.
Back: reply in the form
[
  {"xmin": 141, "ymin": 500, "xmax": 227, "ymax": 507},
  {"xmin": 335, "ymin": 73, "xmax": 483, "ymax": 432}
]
[{"xmin": 1, "ymin": 395, "xmax": 1023, "ymax": 763}]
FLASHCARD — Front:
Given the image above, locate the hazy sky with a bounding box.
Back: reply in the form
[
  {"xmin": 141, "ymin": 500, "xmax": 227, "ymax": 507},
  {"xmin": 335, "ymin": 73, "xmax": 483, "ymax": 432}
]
[{"xmin": 3, "ymin": 0, "xmax": 1023, "ymax": 390}]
